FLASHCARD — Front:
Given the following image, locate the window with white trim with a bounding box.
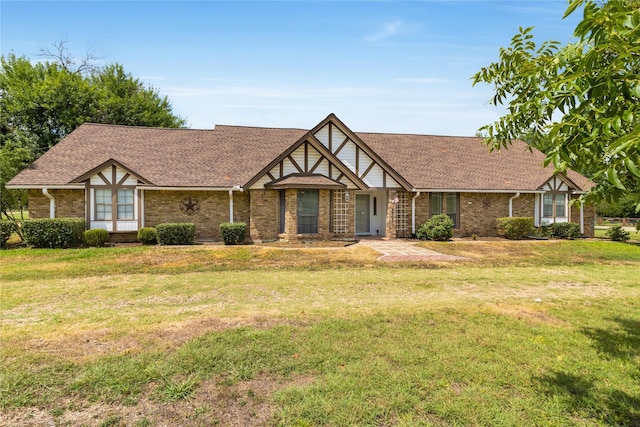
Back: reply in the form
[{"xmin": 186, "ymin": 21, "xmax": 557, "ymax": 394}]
[
  {"xmin": 95, "ymin": 189, "xmax": 113, "ymax": 220},
  {"xmin": 117, "ymin": 189, "xmax": 134, "ymax": 220},
  {"xmin": 541, "ymin": 176, "xmax": 570, "ymax": 223}
]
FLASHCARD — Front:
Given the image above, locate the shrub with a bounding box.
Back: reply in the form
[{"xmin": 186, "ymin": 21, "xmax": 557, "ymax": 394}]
[
  {"xmin": 220, "ymin": 222, "xmax": 247, "ymax": 245},
  {"xmin": 156, "ymin": 223, "xmax": 195, "ymax": 245},
  {"xmin": 496, "ymin": 217, "xmax": 534, "ymax": 240},
  {"xmin": 83, "ymin": 229, "xmax": 110, "ymax": 247},
  {"xmin": 22, "ymin": 218, "xmax": 85, "ymax": 249},
  {"xmin": 550, "ymin": 222, "xmax": 581, "ymax": 239},
  {"xmin": 0, "ymin": 220, "xmax": 17, "ymax": 249},
  {"xmin": 606, "ymin": 225, "xmax": 630, "ymax": 242},
  {"xmin": 416, "ymin": 214, "xmax": 453, "ymax": 241},
  {"xmin": 137, "ymin": 227, "xmax": 159, "ymax": 245}
]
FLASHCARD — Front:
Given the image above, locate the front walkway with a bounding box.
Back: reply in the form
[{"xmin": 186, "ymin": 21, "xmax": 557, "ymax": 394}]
[{"xmin": 357, "ymin": 238, "xmax": 467, "ymax": 262}]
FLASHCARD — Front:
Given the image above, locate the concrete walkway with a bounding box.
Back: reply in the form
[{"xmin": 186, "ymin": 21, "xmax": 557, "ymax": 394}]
[{"xmin": 358, "ymin": 238, "xmax": 467, "ymax": 262}]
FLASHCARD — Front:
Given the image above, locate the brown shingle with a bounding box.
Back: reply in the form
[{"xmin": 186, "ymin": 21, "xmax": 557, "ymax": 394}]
[{"xmin": 8, "ymin": 119, "xmax": 593, "ymax": 192}]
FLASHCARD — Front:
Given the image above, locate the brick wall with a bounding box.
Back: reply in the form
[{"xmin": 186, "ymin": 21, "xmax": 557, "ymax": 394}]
[
  {"xmin": 249, "ymin": 189, "xmax": 279, "ymax": 242},
  {"xmin": 570, "ymin": 196, "xmax": 595, "ymax": 237},
  {"xmin": 144, "ymin": 190, "xmax": 249, "ymax": 240},
  {"xmin": 28, "ymin": 189, "xmax": 85, "ymax": 219},
  {"xmin": 413, "ymin": 192, "xmax": 536, "ymax": 237}
]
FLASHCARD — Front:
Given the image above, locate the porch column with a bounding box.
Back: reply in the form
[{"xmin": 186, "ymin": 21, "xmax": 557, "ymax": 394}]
[{"xmin": 385, "ymin": 190, "xmax": 398, "ymax": 239}]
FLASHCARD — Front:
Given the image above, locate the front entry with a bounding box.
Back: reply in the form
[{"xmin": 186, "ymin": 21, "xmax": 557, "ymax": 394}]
[{"xmin": 356, "ymin": 194, "xmax": 370, "ymax": 234}]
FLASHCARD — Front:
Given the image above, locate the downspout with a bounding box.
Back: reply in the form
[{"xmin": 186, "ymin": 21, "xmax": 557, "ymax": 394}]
[
  {"xmin": 508, "ymin": 192, "xmax": 520, "ymax": 217},
  {"xmin": 411, "ymin": 191, "xmax": 421, "ymax": 236},
  {"xmin": 42, "ymin": 188, "xmax": 55, "ymax": 218},
  {"xmin": 580, "ymin": 200, "xmax": 584, "ymax": 235}
]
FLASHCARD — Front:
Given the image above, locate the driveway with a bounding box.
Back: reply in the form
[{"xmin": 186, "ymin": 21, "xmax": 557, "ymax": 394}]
[{"xmin": 358, "ymin": 238, "xmax": 466, "ymax": 262}]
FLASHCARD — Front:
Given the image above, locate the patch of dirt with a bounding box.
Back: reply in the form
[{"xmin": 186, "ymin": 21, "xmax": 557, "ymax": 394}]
[
  {"xmin": 488, "ymin": 304, "xmax": 568, "ymax": 325},
  {"xmin": 0, "ymin": 374, "xmax": 315, "ymax": 427}
]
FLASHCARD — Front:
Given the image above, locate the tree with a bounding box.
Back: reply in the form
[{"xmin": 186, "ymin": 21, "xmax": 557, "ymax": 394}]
[
  {"xmin": 472, "ymin": 0, "xmax": 640, "ymax": 211},
  {"xmin": 0, "ymin": 43, "xmax": 186, "ymax": 218}
]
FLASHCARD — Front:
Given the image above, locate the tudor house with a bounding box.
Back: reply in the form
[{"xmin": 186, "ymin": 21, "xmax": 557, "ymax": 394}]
[{"xmin": 7, "ymin": 114, "xmax": 595, "ymax": 241}]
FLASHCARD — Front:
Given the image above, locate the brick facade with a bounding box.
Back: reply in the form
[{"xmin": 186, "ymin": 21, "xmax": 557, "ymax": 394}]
[
  {"xmin": 570, "ymin": 196, "xmax": 596, "ymax": 237},
  {"xmin": 249, "ymin": 189, "xmax": 280, "ymax": 242},
  {"xmin": 143, "ymin": 190, "xmax": 249, "ymax": 240},
  {"xmin": 28, "ymin": 189, "xmax": 85, "ymax": 219}
]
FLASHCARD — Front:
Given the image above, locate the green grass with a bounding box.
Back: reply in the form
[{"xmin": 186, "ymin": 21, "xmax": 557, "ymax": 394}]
[{"xmin": 2, "ymin": 241, "xmax": 640, "ymax": 425}]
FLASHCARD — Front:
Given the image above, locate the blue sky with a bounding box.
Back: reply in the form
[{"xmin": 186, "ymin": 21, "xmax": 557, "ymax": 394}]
[{"xmin": 1, "ymin": 1, "xmax": 579, "ymax": 135}]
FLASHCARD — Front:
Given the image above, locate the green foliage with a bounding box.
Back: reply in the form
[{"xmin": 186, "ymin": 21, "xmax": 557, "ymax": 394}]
[
  {"xmin": 83, "ymin": 229, "xmax": 110, "ymax": 247},
  {"xmin": 606, "ymin": 225, "xmax": 630, "ymax": 242},
  {"xmin": 473, "ymin": 0, "xmax": 640, "ymax": 212},
  {"xmin": 22, "ymin": 218, "xmax": 85, "ymax": 248},
  {"xmin": 137, "ymin": 227, "xmax": 158, "ymax": 245},
  {"xmin": 496, "ymin": 217, "xmax": 534, "ymax": 240},
  {"xmin": 156, "ymin": 223, "xmax": 195, "ymax": 245},
  {"xmin": 416, "ymin": 214, "xmax": 453, "ymax": 241},
  {"xmin": 0, "ymin": 45, "xmax": 186, "ymax": 203},
  {"xmin": 219, "ymin": 222, "xmax": 246, "ymax": 245},
  {"xmin": 550, "ymin": 222, "xmax": 581, "ymax": 239},
  {"xmin": 0, "ymin": 220, "xmax": 17, "ymax": 249}
]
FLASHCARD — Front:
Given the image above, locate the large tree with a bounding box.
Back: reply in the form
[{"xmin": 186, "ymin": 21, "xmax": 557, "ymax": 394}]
[
  {"xmin": 472, "ymin": 0, "xmax": 640, "ymax": 211},
  {"xmin": 0, "ymin": 45, "xmax": 186, "ymax": 217}
]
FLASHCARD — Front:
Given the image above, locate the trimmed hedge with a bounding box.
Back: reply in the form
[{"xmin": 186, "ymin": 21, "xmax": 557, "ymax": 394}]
[
  {"xmin": 1, "ymin": 220, "xmax": 17, "ymax": 249},
  {"xmin": 416, "ymin": 214, "xmax": 453, "ymax": 241},
  {"xmin": 156, "ymin": 223, "xmax": 195, "ymax": 245},
  {"xmin": 22, "ymin": 218, "xmax": 85, "ymax": 249},
  {"xmin": 497, "ymin": 217, "xmax": 534, "ymax": 240},
  {"xmin": 550, "ymin": 222, "xmax": 581, "ymax": 239},
  {"xmin": 137, "ymin": 227, "xmax": 159, "ymax": 245},
  {"xmin": 83, "ymin": 229, "xmax": 110, "ymax": 247},
  {"xmin": 220, "ymin": 222, "xmax": 246, "ymax": 245},
  {"xmin": 536, "ymin": 222, "xmax": 581, "ymax": 239}
]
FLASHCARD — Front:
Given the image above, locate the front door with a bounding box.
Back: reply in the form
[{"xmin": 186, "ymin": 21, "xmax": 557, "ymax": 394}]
[{"xmin": 356, "ymin": 194, "xmax": 370, "ymax": 234}]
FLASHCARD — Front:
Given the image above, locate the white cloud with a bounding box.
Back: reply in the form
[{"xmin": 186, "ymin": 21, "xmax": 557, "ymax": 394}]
[{"xmin": 364, "ymin": 19, "xmax": 405, "ymax": 42}]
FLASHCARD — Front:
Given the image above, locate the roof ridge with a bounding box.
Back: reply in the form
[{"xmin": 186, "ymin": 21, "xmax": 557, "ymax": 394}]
[{"xmin": 80, "ymin": 123, "xmax": 212, "ymax": 131}]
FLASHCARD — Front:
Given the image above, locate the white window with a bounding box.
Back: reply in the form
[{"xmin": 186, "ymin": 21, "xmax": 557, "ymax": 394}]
[
  {"xmin": 117, "ymin": 189, "xmax": 134, "ymax": 220},
  {"xmin": 95, "ymin": 189, "xmax": 112, "ymax": 221}
]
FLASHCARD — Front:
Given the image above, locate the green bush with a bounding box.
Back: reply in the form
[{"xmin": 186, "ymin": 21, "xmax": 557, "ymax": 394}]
[
  {"xmin": 156, "ymin": 223, "xmax": 195, "ymax": 245},
  {"xmin": 550, "ymin": 222, "xmax": 581, "ymax": 239},
  {"xmin": 137, "ymin": 227, "xmax": 159, "ymax": 245},
  {"xmin": 220, "ymin": 222, "xmax": 247, "ymax": 245},
  {"xmin": 416, "ymin": 214, "xmax": 453, "ymax": 241},
  {"xmin": 83, "ymin": 229, "xmax": 110, "ymax": 247},
  {"xmin": 496, "ymin": 217, "xmax": 534, "ymax": 240},
  {"xmin": 0, "ymin": 220, "xmax": 17, "ymax": 249},
  {"xmin": 606, "ymin": 225, "xmax": 630, "ymax": 242},
  {"xmin": 22, "ymin": 218, "xmax": 85, "ymax": 249}
]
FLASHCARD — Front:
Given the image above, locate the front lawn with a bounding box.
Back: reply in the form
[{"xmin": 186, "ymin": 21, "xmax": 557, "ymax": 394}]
[{"xmin": 1, "ymin": 241, "xmax": 639, "ymax": 426}]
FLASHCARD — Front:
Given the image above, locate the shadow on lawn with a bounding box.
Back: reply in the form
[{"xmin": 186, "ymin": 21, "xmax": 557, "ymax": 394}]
[{"xmin": 534, "ymin": 318, "xmax": 640, "ymax": 426}]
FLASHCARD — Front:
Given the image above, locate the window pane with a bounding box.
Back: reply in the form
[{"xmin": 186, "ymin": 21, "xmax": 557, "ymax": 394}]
[
  {"xmin": 431, "ymin": 193, "xmax": 442, "ymax": 215},
  {"xmin": 95, "ymin": 189, "xmax": 112, "ymax": 220},
  {"xmin": 543, "ymin": 194, "xmax": 554, "ymax": 217},
  {"xmin": 555, "ymin": 194, "xmax": 565, "ymax": 217},
  {"xmin": 446, "ymin": 193, "xmax": 458, "ymax": 227},
  {"xmin": 117, "ymin": 189, "xmax": 134, "ymax": 220},
  {"xmin": 297, "ymin": 190, "xmax": 319, "ymax": 233},
  {"xmin": 117, "ymin": 189, "xmax": 133, "ymax": 204}
]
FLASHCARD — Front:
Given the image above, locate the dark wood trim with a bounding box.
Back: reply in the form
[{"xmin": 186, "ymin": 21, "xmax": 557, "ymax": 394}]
[
  {"xmin": 333, "ymin": 137, "xmax": 350, "ymax": 157},
  {"xmin": 360, "ymin": 161, "xmax": 376, "ymax": 180},
  {"xmin": 71, "ymin": 158, "xmax": 152, "ymax": 185},
  {"xmin": 85, "ymin": 181, "xmax": 91, "ymax": 227},
  {"xmin": 328, "ymin": 123, "xmax": 333, "ymax": 152},
  {"xmin": 97, "ymin": 172, "xmax": 110, "ymax": 185},
  {"xmin": 304, "ymin": 143, "xmax": 309, "ymax": 172},
  {"xmin": 266, "ymin": 171, "xmax": 276, "ymax": 181},
  {"xmin": 111, "ymin": 166, "xmax": 117, "ymax": 231},
  {"xmin": 309, "ymin": 156, "xmax": 326, "ymax": 174},
  {"xmin": 336, "ymin": 173, "xmax": 345, "ymax": 182},
  {"xmin": 288, "ymin": 155, "xmax": 304, "ymax": 174},
  {"xmin": 117, "ymin": 173, "xmax": 131, "ymax": 186},
  {"xmin": 279, "ymin": 161, "xmax": 284, "ymax": 179}
]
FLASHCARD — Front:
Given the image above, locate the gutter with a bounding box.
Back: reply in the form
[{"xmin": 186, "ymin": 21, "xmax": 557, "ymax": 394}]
[
  {"xmin": 42, "ymin": 188, "xmax": 55, "ymax": 218},
  {"xmin": 508, "ymin": 193, "xmax": 520, "ymax": 217},
  {"xmin": 411, "ymin": 191, "xmax": 421, "ymax": 236}
]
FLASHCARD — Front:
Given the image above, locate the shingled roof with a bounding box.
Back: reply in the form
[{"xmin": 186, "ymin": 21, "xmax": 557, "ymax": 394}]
[{"xmin": 8, "ymin": 116, "xmax": 593, "ymax": 192}]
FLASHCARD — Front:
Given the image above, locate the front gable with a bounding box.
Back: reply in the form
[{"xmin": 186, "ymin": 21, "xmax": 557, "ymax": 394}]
[{"xmin": 246, "ymin": 114, "xmax": 410, "ymax": 191}]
